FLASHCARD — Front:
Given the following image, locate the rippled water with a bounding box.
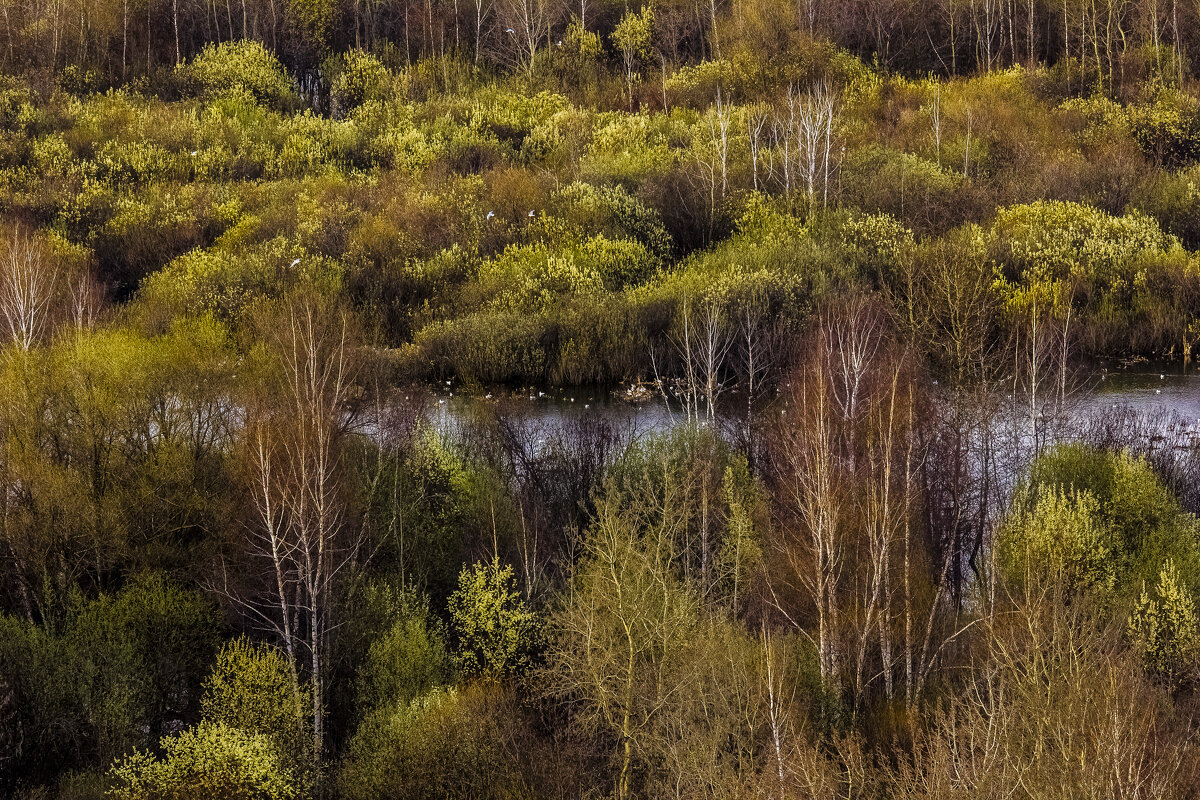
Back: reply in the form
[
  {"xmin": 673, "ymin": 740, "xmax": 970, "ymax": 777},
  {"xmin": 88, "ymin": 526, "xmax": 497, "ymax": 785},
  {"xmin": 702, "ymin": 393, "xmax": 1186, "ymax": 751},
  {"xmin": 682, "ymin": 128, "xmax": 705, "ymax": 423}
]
[{"xmin": 1083, "ymin": 366, "xmax": 1200, "ymax": 424}]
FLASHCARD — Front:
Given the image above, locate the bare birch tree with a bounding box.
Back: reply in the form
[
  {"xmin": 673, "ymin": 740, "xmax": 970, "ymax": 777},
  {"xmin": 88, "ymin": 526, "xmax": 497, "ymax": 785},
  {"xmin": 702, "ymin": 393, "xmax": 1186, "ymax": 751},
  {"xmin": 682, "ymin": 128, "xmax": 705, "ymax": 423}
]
[
  {"xmin": 0, "ymin": 227, "xmax": 59, "ymax": 351},
  {"xmin": 221, "ymin": 294, "xmax": 361, "ymax": 776}
]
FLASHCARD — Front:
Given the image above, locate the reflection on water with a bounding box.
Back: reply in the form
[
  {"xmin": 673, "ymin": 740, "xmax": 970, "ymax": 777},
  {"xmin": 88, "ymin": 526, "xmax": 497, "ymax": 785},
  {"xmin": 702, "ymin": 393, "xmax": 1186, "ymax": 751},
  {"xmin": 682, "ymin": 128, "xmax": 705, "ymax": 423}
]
[
  {"xmin": 425, "ymin": 386, "xmax": 692, "ymax": 442},
  {"xmin": 419, "ymin": 368, "xmax": 1200, "ymax": 445},
  {"xmin": 1084, "ymin": 367, "xmax": 1200, "ymax": 426}
]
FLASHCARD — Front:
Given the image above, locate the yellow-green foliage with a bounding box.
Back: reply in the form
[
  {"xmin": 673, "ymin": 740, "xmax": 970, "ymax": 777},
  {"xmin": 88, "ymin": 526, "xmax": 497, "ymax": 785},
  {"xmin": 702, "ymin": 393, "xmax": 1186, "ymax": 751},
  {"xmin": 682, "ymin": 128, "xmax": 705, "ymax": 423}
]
[
  {"xmin": 846, "ymin": 145, "xmax": 963, "ymax": 196},
  {"xmin": 520, "ymin": 106, "xmax": 595, "ymax": 166},
  {"xmin": 1126, "ymin": 91, "xmax": 1200, "ymax": 167},
  {"xmin": 549, "ymin": 181, "xmax": 672, "ymax": 258},
  {"xmin": 717, "ymin": 462, "xmax": 763, "ymax": 609},
  {"xmin": 1061, "ymin": 90, "xmax": 1200, "ymax": 166},
  {"xmin": 841, "ymin": 145, "xmax": 966, "ymax": 226},
  {"xmin": 470, "ymin": 88, "xmax": 569, "ymax": 148},
  {"xmin": 141, "ymin": 239, "xmax": 342, "ymax": 322},
  {"xmin": 108, "ymin": 721, "xmax": 297, "ymax": 800},
  {"xmin": 990, "ymin": 200, "xmax": 1176, "ymax": 281},
  {"xmin": 330, "ymin": 49, "xmax": 394, "ymax": 116},
  {"xmin": 408, "ymin": 312, "xmax": 548, "ymax": 383},
  {"xmin": 337, "ymin": 684, "xmax": 522, "ymax": 800},
  {"xmin": 178, "ymin": 41, "xmax": 297, "ymax": 110},
  {"xmin": 356, "ymin": 611, "xmax": 449, "ymax": 713},
  {"xmin": 477, "ymin": 235, "xmax": 655, "ymax": 313},
  {"xmin": 201, "ymin": 639, "xmax": 310, "ymax": 760},
  {"xmin": 1059, "ymin": 94, "xmax": 1132, "ymax": 148},
  {"xmin": 612, "ymin": 6, "xmax": 655, "ymax": 63},
  {"xmin": 481, "ymin": 246, "xmax": 605, "ymax": 313},
  {"xmin": 838, "ymin": 209, "xmax": 915, "ymax": 272},
  {"xmin": 1019, "ymin": 445, "xmax": 1200, "ymax": 597},
  {"xmin": 0, "ymin": 75, "xmax": 43, "ymax": 133},
  {"xmin": 646, "ymin": 198, "xmax": 857, "ymax": 320},
  {"xmin": 1129, "ymin": 560, "xmax": 1200, "ymax": 684},
  {"xmin": 0, "ymin": 575, "xmax": 221, "ymax": 786},
  {"xmin": 1130, "ymin": 165, "xmax": 1200, "ymax": 248},
  {"xmin": 0, "ymin": 318, "xmax": 239, "ymax": 574},
  {"xmin": 663, "ymin": 58, "xmax": 768, "ymax": 107},
  {"xmin": 999, "ymin": 485, "xmax": 1117, "ymax": 597},
  {"xmin": 347, "ymin": 100, "xmax": 436, "ymax": 173},
  {"xmin": 448, "ymin": 558, "xmax": 539, "ymax": 678},
  {"xmin": 580, "ymin": 110, "xmax": 682, "ymax": 185}
]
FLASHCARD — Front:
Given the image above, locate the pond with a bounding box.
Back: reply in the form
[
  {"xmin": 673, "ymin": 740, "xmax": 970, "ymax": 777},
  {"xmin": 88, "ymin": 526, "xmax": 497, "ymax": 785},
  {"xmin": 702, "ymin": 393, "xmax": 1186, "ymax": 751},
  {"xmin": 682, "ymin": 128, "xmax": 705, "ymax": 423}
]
[
  {"xmin": 1082, "ymin": 364, "xmax": 1200, "ymax": 426},
  {"xmin": 420, "ymin": 366, "xmax": 1200, "ymax": 447}
]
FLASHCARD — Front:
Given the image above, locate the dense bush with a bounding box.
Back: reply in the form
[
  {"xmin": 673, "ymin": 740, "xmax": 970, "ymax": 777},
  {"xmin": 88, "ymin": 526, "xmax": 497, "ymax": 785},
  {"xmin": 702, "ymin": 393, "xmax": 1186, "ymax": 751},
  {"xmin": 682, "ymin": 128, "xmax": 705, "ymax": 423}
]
[
  {"xmin": 108, "ymin": 721, "xmax": 298, "ymax": 800},
  {"xmin": 337, "ymin": 685, "xmax": 527, "ymax": 800},
  {"xmin": 201, "ymin": 639, "xmax": 311, "ymax": 769},
  {"xmin": 6, "ymin": 11, "xmax": 1200, "ymax": 800},
  {"xmin": 0, "ymin": 575, "xmax": 220, "ymax": 790},
  {"xmin": 1010, "ymin": 444, "xmax": 1200, "ymax": 599},
  {"xmin": 448, "ymin": 559, "xmax": 539, "ymax": 679},
  {"xmin": 178, "ymin": 42, "xmax": 297, "ymax": 111}
]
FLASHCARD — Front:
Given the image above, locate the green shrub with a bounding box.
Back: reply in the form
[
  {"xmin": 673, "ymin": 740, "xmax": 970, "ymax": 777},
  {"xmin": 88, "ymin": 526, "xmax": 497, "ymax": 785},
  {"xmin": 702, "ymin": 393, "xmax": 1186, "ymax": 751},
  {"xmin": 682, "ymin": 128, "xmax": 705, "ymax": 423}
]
[
  {"xmin": 201, "ymin": 639, "xmax": 309, "ymax": 764},
  {"xmin": 1130, "ymin": 166, "xmax": 1200, "ymax": 249},
  {"xmin": 998, "ymin": 485, "xmax": 1118, "ymax": 597},
  {"xmin": 482, "ymin": 245, "xmax": 606, "ymax": 313},
  {"xmin": 1129, "ymin": 560, "xmax": 1200, "ymax": 685},
  {"xmin": 138, "ymin": 239, "xmax": 342, "ymax": 324},
  {"xmin": 355, "ymin": 605, "xmax": 449, "ymax": 712},
  {"xmin": 359, "ymin": 430, "xmax": 475, "ymax": 599},
  {"xmin": 470, "ymin": 89, "xmax": 570, "ymax": 151},
  {"xmin": 549, "ymin": 182, "xmax": 674, "ymax": 259},
  {"xmin": 990, "ymin": 200, "xmax": 1175, "ymax": 282},
  {"xmin": 337, "ymin": 685, "xmax": 523, "ymax": 800},
  {"xmin": 178, "ymin": 41, "xmax": 296, "ymax": 110},
  {"xmin": 841, "ymin": 145, "xmax": 968, "ymax": 232},
  {"xmin": 68, "ymin": 574, "xmax": 221, "ymax": 763},
  {"xmin": 580, "ymin": 110, "xmax": 681, "ymax": 187},
  {"xmin": 408, "ymin": 312, "xmax": 547, "ymax": 383},
  {"xmin": 108, "ymin": 721, "xmax": 297, "ymax": 800},
  {"xmin": 448, "ymin": 559, "xmax": 539, "ymax": 679},
  {"xmin": 1018, "ymin": 444, "xmax": 1200, "ymax": 597},
  {"xmin": 330, "ymin": 50, "xmax": 394, "ymax": 117},
  {"xmin": 0, "ymin": 614, "xmax": 85, "ymax": 790},
  {"xmin": 664, "ymin": 59, "xmax": 739, "ymax": 108},
  {"xmin": 1127, "ymin": 91, "xmax": 1200, "ymax": 168}
]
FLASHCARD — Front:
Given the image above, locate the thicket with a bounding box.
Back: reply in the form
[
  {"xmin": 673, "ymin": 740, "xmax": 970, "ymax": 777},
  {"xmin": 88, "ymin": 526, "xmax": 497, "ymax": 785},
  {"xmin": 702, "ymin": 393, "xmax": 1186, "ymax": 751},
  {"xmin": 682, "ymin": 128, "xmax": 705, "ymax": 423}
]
[{"xmin": 5, "ymin": 2, "xmax": 1200, "ymax": 798}]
